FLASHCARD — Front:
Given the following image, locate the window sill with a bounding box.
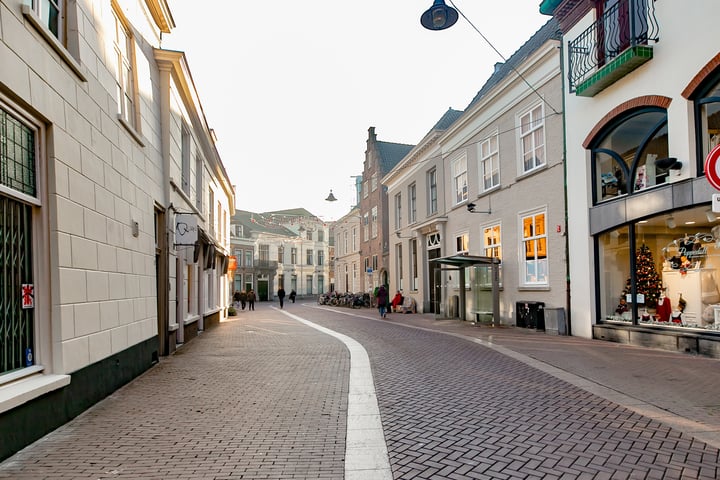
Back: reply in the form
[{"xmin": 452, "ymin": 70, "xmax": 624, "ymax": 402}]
[
  {"xmin": 118, "ymin": 115, "xmax": 146, "ymax": 146},
  {"xmin": 22, "ymin": 5, "xmax": 86, "ymax": 82},
  {"xmin": 0, "ymin": 369, "xmax": 71, "ymax": 414},
  {"xmin": 518, "ymin": 285, "xmax": 551, "ymax": 291}
]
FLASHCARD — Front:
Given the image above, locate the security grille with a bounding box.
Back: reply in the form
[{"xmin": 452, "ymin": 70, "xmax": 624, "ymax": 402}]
[{"xmin": 0, "ymin": 196, "xmax": 33, "ymax": 374}]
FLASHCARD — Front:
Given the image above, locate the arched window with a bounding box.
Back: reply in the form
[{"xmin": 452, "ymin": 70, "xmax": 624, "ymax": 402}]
[
  {"xmin": 591, "ymin": 108, "xmax": 668, "ymax": 204},
  {"xmin": 693, "ymin": 70, "xmax": 720, "ymax": 168}
]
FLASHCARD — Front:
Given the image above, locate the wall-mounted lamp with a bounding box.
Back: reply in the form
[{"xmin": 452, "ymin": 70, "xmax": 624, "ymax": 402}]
[
  {"xmin": 655, "ymin": 157, "xmax": 682, "ymax": 171},
  {"xmin": 420, "ymin": 0, "xmax": 459, "ymax": 30},
  {"xmin": 395, "ymin": 231, "xmax": 414, "ymax": 239},
  {"xmin": 467, "ymin": 202, "xmax": 491, "ymax": 214},
  {"xmin": 665, "ymin": 216, "xmax": 676, "ymax": 229},
  {"xmin": 325, "ymin": 190, "xmax": 337, "ymax": 202}
]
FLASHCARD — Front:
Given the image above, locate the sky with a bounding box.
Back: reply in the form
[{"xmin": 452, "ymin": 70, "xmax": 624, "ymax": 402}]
[{"xmin": 163, "ymin": 1, "xmax": 550, "ymax": 221}]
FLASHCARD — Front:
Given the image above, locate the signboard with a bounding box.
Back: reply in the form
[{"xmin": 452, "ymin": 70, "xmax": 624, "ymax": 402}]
[
  {"xmin": 22, "ymin": 284, "xmax": 34, "ymax": 309},
  {"xmin": 704, "ymin": 144, "xmax": 720, "ymax": 191},
  {"xmin": 175, "ymin": 214, "xmax": 198, "ymax": 246},
  {"xmin": 366, "ymin": 268, "xmax": 373, "ymax": 274}
]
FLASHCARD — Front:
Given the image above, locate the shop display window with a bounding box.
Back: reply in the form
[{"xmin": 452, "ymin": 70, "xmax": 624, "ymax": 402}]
[
  {"xmin": 599, "ymin": 206, "xmax": 720, "ymax": 331},
  {"xmin": 695, "ymin": 74, "xmax": 720, "ymax": 164}
]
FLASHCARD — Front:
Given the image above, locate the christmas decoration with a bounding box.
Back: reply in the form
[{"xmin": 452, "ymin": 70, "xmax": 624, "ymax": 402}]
[{"xmin": 619, "ymin": 244, "xmax": 663, "ymax": 308}]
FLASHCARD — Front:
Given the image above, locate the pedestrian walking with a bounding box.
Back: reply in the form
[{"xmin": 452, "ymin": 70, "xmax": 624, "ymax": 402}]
[
  {"xmin": 278, "ymin": 286, "xmax": 286, "ymax": 309},
  {"xmin": 233, "ymin": 290, "xmax": 242, "ymax": 309},
  {"xmin": 247, "ymin": 289, "xmax": 256, "ymax": 311},
  {"xmin": 376, "ymin": 284, "xmax": 388, "ymax": 318},
  {"xmin": 239, "ymin": 290, "xmax": 247, "ymax": 310},
  {"xmin": 289, "ymin": 289, "xmax": 296, "ymax": 303}
]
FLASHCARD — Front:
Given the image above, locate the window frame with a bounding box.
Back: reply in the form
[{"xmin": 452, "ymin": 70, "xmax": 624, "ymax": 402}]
[
  {"xmin": 394, "ymin": 193, "xmax": 402, "ymax": 229},
  {"xmin": 480, "ymin": 132, "xmax": 500, "ymax": 191},
  {"xmin": 518, "ymin": 103, "xmax": 546, "ymax": 174},
  {"xmin": 451, "ymin": 154, "xmax": 468, "ymax": 206},
  {"xmin": 482, "ymin": 223, "xmax": 502, "ymax": 260},
  {"xmin": 112, "ymin": 5, "xmax": 139, "ymax": 132},
  {"xmin": 428, "ymin": 168, "xmax": 438, "ymax": 214},
  {"xmin": 408, "ymin": 183, "xmax": 417, "ymax": 224},
  {"xmin": 519, "ymin": 209, "xmax": 548, "ymax": 286}
]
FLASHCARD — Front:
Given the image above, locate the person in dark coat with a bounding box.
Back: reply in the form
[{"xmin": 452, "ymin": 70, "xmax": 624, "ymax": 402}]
[
  {"xmin": 376, "ymin": 284, "xmax": 388, "ymax": 318},
  {"xmin": 247, "ymin": 290, "xmax": 256, "ymax": 311},
  {"xmin": 278, "ymin": 287, "xmax": 286, "ymax": 309},
  {"xmin": 239, "ymin": 290, "xmax": 247, "ymax": 310},
  {"xmin": 289, "ymin": 289, "xmax": 296, "ymax": 303}
]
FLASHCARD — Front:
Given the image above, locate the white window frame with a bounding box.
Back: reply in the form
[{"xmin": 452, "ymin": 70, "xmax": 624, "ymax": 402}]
[
  {"xmin": 482, "ymin": 223, "xmax": 502, "ymax": 260},
  {"xmin": 410, "ymin": 238, "xmax": 418, "ymax": 291},
  {"xmin": 428, "ymin": 168, "xmax": 438, "ymax": 214},
  {"xmin": 371, "ymin": 206, "xmax": 378, "ymax": 238},
  {"xmin": 480, "ymin": 132, "xmax": 500, "ymax": 191},
  {"xmin": 112, "ymin": 6, "xmax": 138, "ymax": 131},
  {"xmin": 408, "ymin": 183, "xmax": 417, "ymax": 224},
  {"xmin": 31, "ymin": 0, "xmax": 63, "ymax": 41},
  {"xmin": 519, "ymin": 208, "xmax": 548, "ymax": 286},
  {"xmin": 181, "ymin": 124, "xmax": 191, "ymax": 194},
  {"xmin": 451, "ymin": 154, "xmax": 468, "ymax": 206},
  {"xmin": 455, "ymin": 232, "xmax": 469, "ymax": 254},
  {"xmin": 518, "ymin": 103, "xmax": 546, "ymax": 174},
  {"xmin": 394, "ymin": 193, "xmax": 402, "ymax": 229}
]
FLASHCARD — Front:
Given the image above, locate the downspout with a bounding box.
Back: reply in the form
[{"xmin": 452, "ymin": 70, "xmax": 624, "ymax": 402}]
[{"xmin": 559, "ymin": 36, "xmax": 572, "ymax": 335}]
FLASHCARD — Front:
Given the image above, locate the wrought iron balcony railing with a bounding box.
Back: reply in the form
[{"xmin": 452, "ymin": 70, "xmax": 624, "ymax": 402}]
[{"xmin": 568, "ymin": 0, "xmax": 659, "ymax": 94}]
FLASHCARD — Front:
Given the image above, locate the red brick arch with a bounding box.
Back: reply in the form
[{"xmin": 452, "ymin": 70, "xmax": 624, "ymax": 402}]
[
  {"xmin": 681, "ymin": 52, "xmax": 720, "ymax": 99},
  {"xmin": 582, "ymin": 95, "xmax": 672, "ymax": 149}
]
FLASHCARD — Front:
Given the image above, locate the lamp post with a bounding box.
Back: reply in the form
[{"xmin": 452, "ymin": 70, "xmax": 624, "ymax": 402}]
[{"xmin": 298, "ymin": 225, "xmax": 305, "ymax": 295}]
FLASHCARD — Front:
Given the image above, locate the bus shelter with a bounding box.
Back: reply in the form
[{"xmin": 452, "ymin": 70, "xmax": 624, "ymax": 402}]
[{"xmin": 430, "ymin": 255, "xmax": 501, "ymax": 323}]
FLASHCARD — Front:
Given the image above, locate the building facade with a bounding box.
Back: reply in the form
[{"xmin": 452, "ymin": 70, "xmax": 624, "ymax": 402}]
[
  {"xmin": 386, "ymin": 20, "xmax": 564, "ymax": 323},
  {"xmin": 230, "ymin": 209, "xmax": 331, "ymax": 301},
  {"xmin": 333, "ymin": 207, "xmax": 362, "ymax": 293},
  {"xmin": 541, "ymin": 0, "xmax": 720, "ymax": 355},
  {"xmin": 0, "ymin": 0, "xmax": 233, "ymax": 460},
  {"xmin": 359, "ymin": 127, "xmax": 414, "ymax": 294}
]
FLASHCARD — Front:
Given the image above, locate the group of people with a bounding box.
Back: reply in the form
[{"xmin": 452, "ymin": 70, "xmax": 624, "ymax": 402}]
[
  {"xmin": 232, "ymin": 288, "xmax": 298, "ymax": 311},
  {"xmin": 232, "ymin": 289, "xmax": 256, "ymax": 311},
  {"xmin": 374, "ymin": 285, "xmax": 405, "ymax": 318}
]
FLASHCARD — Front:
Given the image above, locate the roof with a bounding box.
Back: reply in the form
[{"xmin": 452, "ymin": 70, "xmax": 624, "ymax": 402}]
[
  {"xmin": 376, "ymin": 140, "xmax": 414, "ymax": 174},
  {"xmin": 465, "ymin": 18, "xmax": 560, "ymax": 109},
  {"xmin": 430, "ymin": 107, "xmax": 464, "ymax": 133},
  {"xmin": 232, "ymin": 210, "xmax": 297, "ymax": 237}
]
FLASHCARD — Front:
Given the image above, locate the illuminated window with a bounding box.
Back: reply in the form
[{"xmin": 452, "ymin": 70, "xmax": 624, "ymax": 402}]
[{"xmin": 520, "ymin": 211, "xmax": 547, "ymax": 285}]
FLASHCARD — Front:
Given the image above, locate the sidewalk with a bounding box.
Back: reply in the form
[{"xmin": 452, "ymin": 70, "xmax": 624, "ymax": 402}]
[{"xmin": 381, "ymin": 311, "xmax": 720, "ymax": 449}]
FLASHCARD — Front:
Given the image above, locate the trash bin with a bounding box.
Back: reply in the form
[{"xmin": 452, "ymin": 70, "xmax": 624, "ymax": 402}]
[
  {"xmin": 544, "ymin": 307, "xmax": 566, "ymax": 335},
  {"xmin": 516, "ymin": 301, "xmax": 545, "ymax": 330}
]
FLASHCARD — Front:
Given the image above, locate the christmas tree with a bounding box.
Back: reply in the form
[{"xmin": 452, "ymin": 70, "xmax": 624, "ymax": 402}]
[{"xmin": 620, "ymin": 244, "xmax": 663, "ymax": 308}]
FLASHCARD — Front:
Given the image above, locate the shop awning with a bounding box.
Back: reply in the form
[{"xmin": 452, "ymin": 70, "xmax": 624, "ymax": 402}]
[{"xmin": 429, "ymin": 254, "xmax": 499, "ymax": 268}]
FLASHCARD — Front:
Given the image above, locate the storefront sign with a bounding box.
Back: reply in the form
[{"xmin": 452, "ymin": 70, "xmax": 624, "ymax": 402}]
[
  {"xmin": 175, "ymin": 214, "xmax": 198, "ymax": 246},
  {"xmin": 704, "ymin": 144, "xmax": 720, "ymax": 191},
  {"xmin": 22, "ymin": 283, "xmax": 34, "ymax": 309}
]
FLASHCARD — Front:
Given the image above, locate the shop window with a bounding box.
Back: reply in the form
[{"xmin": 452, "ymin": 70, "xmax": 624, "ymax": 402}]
[
  {"xmin": 600, "ymin": 207, "xmax": 720, "ymax": 330},
  {"xmin": 592, "ymin": 109, "xmax": 668, "ymax": 203}
]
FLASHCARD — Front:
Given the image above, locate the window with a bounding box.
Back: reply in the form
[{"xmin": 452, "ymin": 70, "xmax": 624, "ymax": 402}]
[
  {"xmin": 306, "ymin": 275, "xmax": 314, "ymax": 295},
  {"xmin": 32, "ymin": 0, "xmax": 62, "ymax": 39},
  {"xmin": 363, "ymin": 181, "xmax": 369, "ymax": 198},
  {"xmin": 519, "ymin": 105, "xmax": 545, "ymax": 173},
  {"xmin": 397, "ymin": 244, "xmax": 404, "ymax": 291},
  {"xmin": 259, "ymin": 245, "xmax": 270, "ymax": 262},
  {"xmin": 318, "ymin": 230, "xmax": 324, "ymax": 242},
  {"xmin": 181, "ymin": 125, "xmax": 191, "ymax": 194},
  {"xmin": 410, "ymin": 239, "xmax": 418, "ymax": 291},
  {"xmin": 483, "ymin": 224, "xmax": 502, "ymax": 259},
  {"xmin": 208, "ymin": 190, "xmax": 214, "ymax": 234},
  {"xmin": 372, "ymin": 255, "xmax": 378, "ymax": 271},
  {"xmin": 244, "ymin": 249, "xmax": 253, "ymax": 268},
  {"xmin": 195, "ymin": 155, "xmax": 203, "ymax": 210},
  {"xmin": 278, "ymin": 246, "xmax": 284, "ymax": 263},
  {"xmin": 394, "ymin": 193, "xmax": 402, "ymax": 229},
  {"xmin": 408, "ymin": 183, "xmax": 417, "ymax": 224},
  {"xmin": 0, "ymin": 103, "xmax": 39, "ymax": 375},
  {"xmin": 591, "ymin": 109, "xmax": 668, "ymax": 203},
  {"xmin": 352, "ymin": 227, "xmax": 357, "ymax": 251},
  {"xmin": 456, "ymin": 233, "xmax": 469, "ymax": 254},
  {"xmin": 363, "ymin": 213, "xmax": 369, "ymax": 241},
  {"xmin": 695, "ymin": 72, "xmax": 720, "ymax": 168},
  {"xmin": 371, "ymin": 207, "xmax": 378, "ymax": 238},
  {"xmin": 451, "ymin": 155, "xmax": 468, "ymax": 205},
  {"xmin": 318, "ymin": 275, "xmax": 324, "ymax": 294},
  {"xmin": 343, "ymin": 231, "xmax": 348, "ymax": 255},
  {"xmin": 291, "ymin": 247, "xmax": 297, "ymax": 264},
  {"xmin": 428, "ymin": 168, "xmax": 438, "ymax": 214},
  {"xmin": 112, "ymin": 7, "xmax": 137, "ymax": 129},
  {"xmin": 480, "ymin": 133, "xmax": 499, "ymax": 190},
  {"xmin": 306, "ymin": 230, "xmax": 313, "ymax": 241},
  {"xmin": 318, "ymin": 250, "xmax": 325, "ymax": 266},
  {"xmin": 306, "ymin": 249, "xmax": 313, "ymax": 265},
  {"xmin": 520, "ymin": 211, "xmax": 548, "ymax": 285},
  {"xmin": 371, "ymin": 173, "xmax": 378, "ymax": 192}
]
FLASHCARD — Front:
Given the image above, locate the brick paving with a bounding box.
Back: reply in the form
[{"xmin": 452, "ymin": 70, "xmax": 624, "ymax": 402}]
[{"xmin": 2, "ymin": 303, "xmax": 720, "ymax": 479}]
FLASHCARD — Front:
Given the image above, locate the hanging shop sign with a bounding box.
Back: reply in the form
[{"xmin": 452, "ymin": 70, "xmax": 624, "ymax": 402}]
[
  {"xmin": 174, "ymin": 213, "xmax": 198, "ymax": 246},
  {"xmin": 704, "ymin": 144, "xmax": 720, "ymax": 191},
  {"xmin": 22, "ymin": 283, "xmax": 34, "ymax": 309}
]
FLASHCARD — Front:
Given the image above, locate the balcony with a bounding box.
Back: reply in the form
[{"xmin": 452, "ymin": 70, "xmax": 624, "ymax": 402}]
[
  {"xmin": 255, "ymin": 260, "xmax": 278, "ymax": 270},
  {"xmin": 568, "ymin": 0, "xmax": 659, "ymax": 97}
]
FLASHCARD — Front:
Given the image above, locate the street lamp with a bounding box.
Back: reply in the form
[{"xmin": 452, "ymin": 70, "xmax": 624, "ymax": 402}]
[{"xmin": 420, "ymin": 0, "xmax": 459, "ymax": 31}]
